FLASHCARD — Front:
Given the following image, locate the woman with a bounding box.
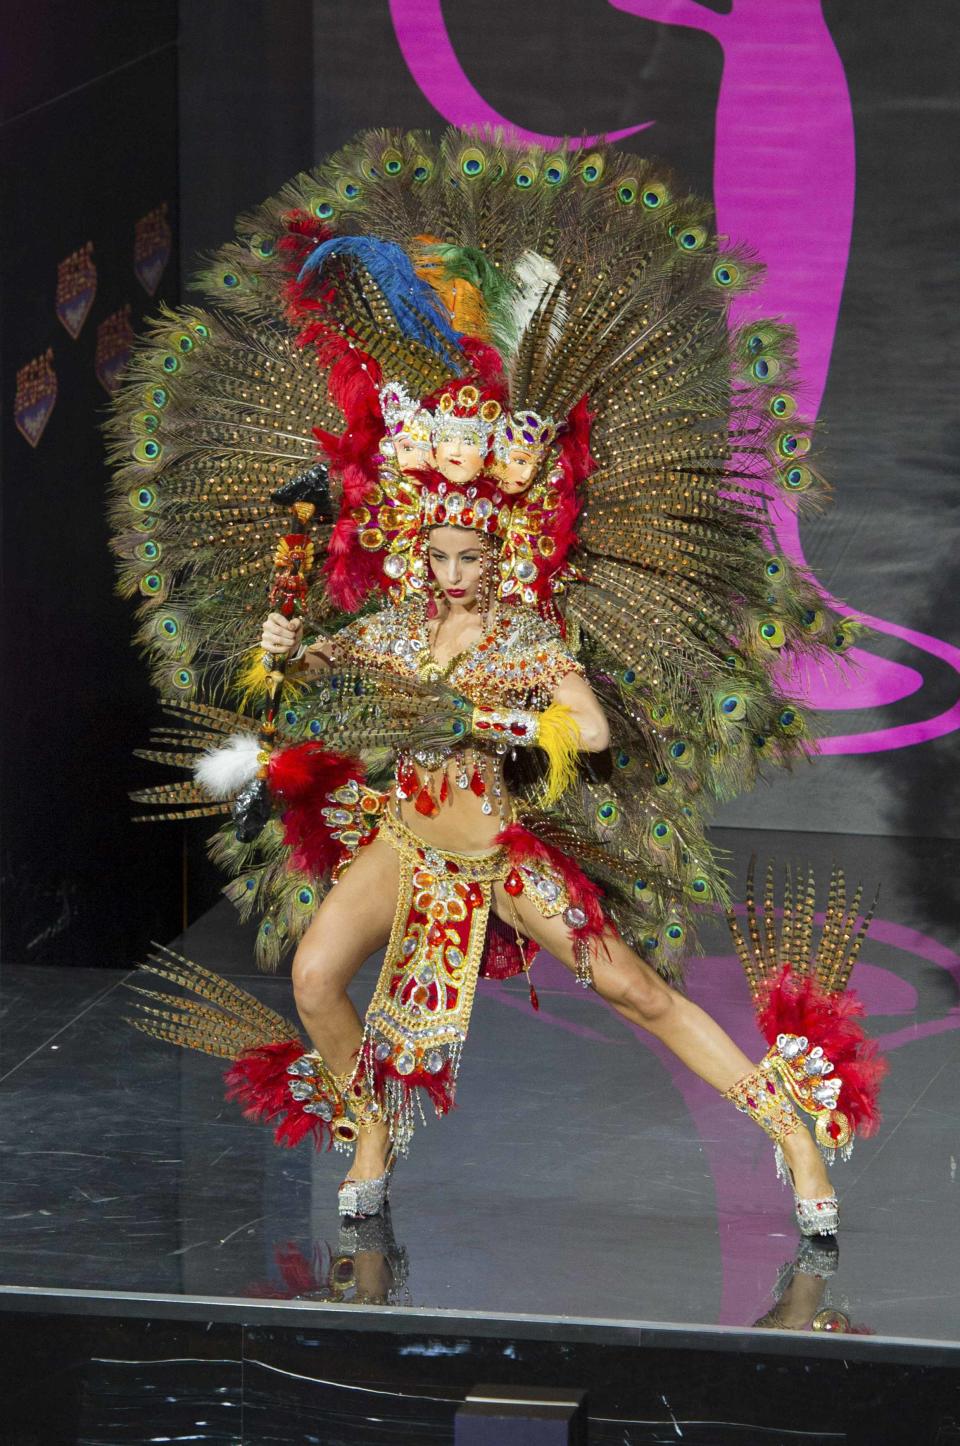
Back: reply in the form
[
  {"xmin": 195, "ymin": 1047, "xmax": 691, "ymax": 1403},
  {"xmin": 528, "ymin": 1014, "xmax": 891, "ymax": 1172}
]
[{"xmin": 257, "ymin": 399, "xmax": 837, "ymax": 1228}]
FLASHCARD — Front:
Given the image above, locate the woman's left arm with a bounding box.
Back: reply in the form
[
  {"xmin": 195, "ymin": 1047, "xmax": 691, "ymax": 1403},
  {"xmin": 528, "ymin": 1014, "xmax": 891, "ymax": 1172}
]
[{"xmin": 551, "ymin": 670, "xmax": 610, "ymax": 753}]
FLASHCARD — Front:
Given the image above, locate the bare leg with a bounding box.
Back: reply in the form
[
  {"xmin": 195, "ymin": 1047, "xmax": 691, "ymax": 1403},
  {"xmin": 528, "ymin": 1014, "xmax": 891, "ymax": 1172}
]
[
  {"xmin": 492, "ymin": 887, "xmax": 834, "ymax": 1201},
  {"xmin": 292, "ymin": 837, "xmax": 398, "ymax": 1180}
]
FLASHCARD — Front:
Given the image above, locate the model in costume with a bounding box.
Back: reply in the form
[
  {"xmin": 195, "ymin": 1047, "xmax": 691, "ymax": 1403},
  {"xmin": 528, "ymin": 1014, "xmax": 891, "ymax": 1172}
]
[{"xmin": 106, "ymin": 129, "xmax": 885, "ymax": 1235}]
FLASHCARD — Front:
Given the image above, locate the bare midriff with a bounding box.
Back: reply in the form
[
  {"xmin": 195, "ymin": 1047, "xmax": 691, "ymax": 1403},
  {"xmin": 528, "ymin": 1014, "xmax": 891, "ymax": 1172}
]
[{"xmin": 395, "ymin": 755, "xmax": 511, "ymax": 854}]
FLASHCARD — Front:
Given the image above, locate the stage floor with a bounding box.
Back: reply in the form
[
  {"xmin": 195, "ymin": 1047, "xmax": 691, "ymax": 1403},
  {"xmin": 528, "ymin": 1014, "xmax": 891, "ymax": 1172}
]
[{"xmin": 1, "ymin": 825, "xmax": 958, "ymax": 1442}]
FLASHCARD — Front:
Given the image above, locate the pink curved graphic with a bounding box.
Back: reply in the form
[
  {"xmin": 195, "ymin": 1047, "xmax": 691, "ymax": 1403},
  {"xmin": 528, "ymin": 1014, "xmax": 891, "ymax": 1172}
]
[
  {"xmin": 390, "ymin": 0, "xmax": 960, "ymax": 752},
  {"xmin": 817, "ymin": 613, "xmax": 960, "ymax": 753}
]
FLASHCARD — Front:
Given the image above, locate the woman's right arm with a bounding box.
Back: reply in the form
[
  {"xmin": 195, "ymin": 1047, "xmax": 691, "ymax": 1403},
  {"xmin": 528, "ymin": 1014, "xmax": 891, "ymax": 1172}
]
[{"xmin": 259, "ymin": 612, "xmax": 339, "ymax": 671}]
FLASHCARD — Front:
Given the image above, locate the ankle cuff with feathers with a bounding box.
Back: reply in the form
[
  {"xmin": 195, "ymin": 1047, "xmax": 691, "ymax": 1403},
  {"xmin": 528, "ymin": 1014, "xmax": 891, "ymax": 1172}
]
[
  {"xmin": 724, "ymin": 1054, "xmax": 803, "ymax": 1144},
  {"xmin": 286, "ymin": 1052, "xmax": 384, "ymax": 1149}
]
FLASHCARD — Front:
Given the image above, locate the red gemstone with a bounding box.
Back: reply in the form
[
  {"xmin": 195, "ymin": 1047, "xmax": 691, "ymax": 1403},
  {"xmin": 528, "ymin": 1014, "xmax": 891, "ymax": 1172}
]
[
  {"xmin": 510, "ymin": 723, "xmax": 528, "ymax": 736},
  {"xmin": 504, "ymin": 869, "xmax": 524, "ymax": 897},
  {"xmin": 529, "ymin": 982, "xmax": 540, "ymax": 1011},
  {"xmin": 439, "ymin": 774, "xmax": 450, "ymax": 803},
  {"xmin": 415, "ymin": 786, "xmax": 439, "ymax": 817},
  {"xmin": 398, "ymin": 760, "xmax": 419, "ymax": 794},
  {"xmin": 469, "ymin": 769, "xmax": 486, "ymax": 796},
  {"xmin": 428, "ymin": 923, "xmax": 444, "ymax": 945}
]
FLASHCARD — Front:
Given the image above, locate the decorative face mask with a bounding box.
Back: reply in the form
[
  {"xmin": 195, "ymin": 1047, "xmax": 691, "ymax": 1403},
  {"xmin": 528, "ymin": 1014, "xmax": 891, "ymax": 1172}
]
[
  {"xmin": 491, "ymin": 410, "xmax": 558, "ymax": 493},
  {"xmin": 394, "ymin": 411, "xmax": 435, "ymax": 473},
  {"xmin": 431, "ymin": 385, "xmax": 502, "ymax": 484},
  {"xmin": 378, "ymin": 382, "xmax": 435, "ymax": 473}
]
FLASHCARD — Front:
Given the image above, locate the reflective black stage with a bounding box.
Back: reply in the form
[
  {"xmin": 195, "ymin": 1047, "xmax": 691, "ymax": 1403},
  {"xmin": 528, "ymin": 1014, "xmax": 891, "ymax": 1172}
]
[{"xmin": 2, "ymin": 827, "xmax": 959, "ymax": 1444}]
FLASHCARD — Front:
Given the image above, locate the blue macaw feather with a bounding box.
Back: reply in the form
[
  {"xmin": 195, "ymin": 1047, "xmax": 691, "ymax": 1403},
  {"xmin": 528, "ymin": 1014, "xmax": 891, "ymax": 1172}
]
[{"xmin": 298, "ymin": 235, "xmax": 463, "ymax": 360}]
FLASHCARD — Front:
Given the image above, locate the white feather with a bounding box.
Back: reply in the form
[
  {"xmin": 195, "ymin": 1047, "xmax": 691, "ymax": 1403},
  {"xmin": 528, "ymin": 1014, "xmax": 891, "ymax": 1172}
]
[
  {"xmin": 509, "ymin": 250, "xmax": 563, "ymax": 350},
  {"xmin": 193, "ymin": 733, "xmax": 261, "ymax": 799}
]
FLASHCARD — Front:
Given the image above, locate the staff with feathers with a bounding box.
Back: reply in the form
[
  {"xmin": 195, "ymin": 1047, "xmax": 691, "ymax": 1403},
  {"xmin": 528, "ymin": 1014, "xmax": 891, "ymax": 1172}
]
[{"xmin": 229, "ymin": 463, "xmax": 332, "ymax": 842}]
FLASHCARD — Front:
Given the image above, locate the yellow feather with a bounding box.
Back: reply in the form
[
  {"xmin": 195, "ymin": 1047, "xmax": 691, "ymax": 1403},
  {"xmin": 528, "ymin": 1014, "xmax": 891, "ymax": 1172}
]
[
  {"xmin": 536, "ymin": 702, "xmax": 581, "ymax": 805},
  {"xmin": 231, "ymin": 647, "xmax": 310, "ymax": 711}
]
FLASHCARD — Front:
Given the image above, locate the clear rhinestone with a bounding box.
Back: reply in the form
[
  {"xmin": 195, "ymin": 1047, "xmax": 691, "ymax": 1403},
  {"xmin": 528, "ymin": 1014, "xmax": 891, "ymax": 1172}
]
[
  {"xmin": 425, "ymin": 1050, "xmax": 444, "ymax": 1075},
  {"xmin": 563, "ymin": 905, "xmax": 587, "ymax": 929},
  {"xmin": 287, "ymin": 1057, "xmax": 316, "ymax": 1077},
  {"xmin": 374, "ymin": 1042, "xmax": 392, "ymax": 1062},
  {"xmin": 288, "ymin": 1081, "xmax": 315, "ymax": 1101},
  {"xmin": 396, "ymin": 1051, "xmax": 416, "ymax": 1075}
]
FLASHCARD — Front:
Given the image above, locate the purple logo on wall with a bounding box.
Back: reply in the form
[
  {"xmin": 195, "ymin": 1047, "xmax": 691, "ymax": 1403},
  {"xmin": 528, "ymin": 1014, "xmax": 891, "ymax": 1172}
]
[
  {"xmin": 134, "ymin": 204, "xmax": 172, "ymax": 298},
  {"xmin": 389, "ymin": 0, "xmax": 960, "ymax": 754},
  {"xmin": 14, "ymin": 349, "xmax": 57, "ymax": 448},
  {"xmin": 56, "ymin": 242, "xmax": 97, "ymax": 341}
]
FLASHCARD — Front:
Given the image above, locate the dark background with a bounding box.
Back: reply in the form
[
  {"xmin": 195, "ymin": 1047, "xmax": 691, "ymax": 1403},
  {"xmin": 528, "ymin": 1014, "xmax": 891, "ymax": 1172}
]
[{"xmin": 2, "ymin": 0, "xmax": 957, "ymax": 969}]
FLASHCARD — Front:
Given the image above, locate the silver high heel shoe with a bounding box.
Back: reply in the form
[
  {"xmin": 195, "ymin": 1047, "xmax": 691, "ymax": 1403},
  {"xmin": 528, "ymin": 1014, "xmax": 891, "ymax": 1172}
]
[
  {"xmin": 778, "ymin": 1145, "xmax": 839, "ymax": 1236},
  {"xmin": 337, "ymin": 1149, "xmax": 397, "ymax": 1220},
  {"xmin": 793, "ymin": 1190, "xmax": 839, "ymax": 1237}
]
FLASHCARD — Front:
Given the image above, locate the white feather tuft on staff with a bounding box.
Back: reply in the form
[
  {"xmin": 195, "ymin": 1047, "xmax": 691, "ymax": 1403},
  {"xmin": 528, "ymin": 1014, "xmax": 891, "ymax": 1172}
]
[{"xmin": 193, "ymin": 733, "xmax": 262, "ymax": 799}]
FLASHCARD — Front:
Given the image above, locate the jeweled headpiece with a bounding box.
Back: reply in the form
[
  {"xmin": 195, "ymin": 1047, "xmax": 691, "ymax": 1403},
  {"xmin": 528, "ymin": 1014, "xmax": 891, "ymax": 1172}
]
[
  {"xmin": 493, "ymin": 409, "xmax": 558, "ymax": 463},
  {"xmin": 326, "ymin": 369, "xmax": 583, "ymax": 611},
  {"xmin": 430, "ymin": 382, "xmax": 504, "ymax": 449},
  {"xmin": 378, "ymin": 380, "xmax": 434, "ymax": 456},
  {"xmin": 378, "ymin": 381, "xmax": 419, "ymax": 434}
]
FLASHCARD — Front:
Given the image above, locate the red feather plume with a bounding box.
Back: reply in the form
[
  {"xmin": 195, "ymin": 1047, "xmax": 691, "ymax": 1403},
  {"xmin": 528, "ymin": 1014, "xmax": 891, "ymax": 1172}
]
[
  {"xmin": 268, "ymin": 743, "xmax": 366, "ymax": 879},
  {"xmin": 224, "ymin": 1041, "xmax": 331, "ymax": 1150},
  {"xmin": 495, "ymin": 821, "xmax": 610, "ymax": 944},
  {"xmin": 757, "ymin": 965, "xmax": 888, "ymax": 1137}
]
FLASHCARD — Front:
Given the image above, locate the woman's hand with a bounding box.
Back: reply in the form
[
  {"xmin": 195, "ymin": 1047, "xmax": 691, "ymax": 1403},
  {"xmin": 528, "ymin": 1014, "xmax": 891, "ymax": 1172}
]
[{"xmin": 260, "ymin": 611, "xmax": 303, "ymax": 659}]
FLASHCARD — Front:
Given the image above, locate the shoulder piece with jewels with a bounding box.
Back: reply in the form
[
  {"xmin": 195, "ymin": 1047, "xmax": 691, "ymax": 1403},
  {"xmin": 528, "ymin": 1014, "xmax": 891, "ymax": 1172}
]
[{"xmin": 106, "ymin": 128, "xmax": 860, "ymax": 990}]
